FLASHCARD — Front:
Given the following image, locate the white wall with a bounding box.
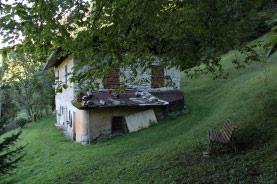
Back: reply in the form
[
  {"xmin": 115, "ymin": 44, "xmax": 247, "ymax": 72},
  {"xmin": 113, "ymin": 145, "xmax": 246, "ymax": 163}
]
[{"xmin": 54, "ymin": 57, "xmax": 77, "ymax": 138}]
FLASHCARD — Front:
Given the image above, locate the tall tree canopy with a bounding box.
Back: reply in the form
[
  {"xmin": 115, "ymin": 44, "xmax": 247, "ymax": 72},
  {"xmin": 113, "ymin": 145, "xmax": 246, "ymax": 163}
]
[
  {"xmin": 0, "ymin": 49, "xmax": 55, "ymax": 121},
  {"xmin": 0, "ymin": 0, "xmax": 270, "ymax": 89}
]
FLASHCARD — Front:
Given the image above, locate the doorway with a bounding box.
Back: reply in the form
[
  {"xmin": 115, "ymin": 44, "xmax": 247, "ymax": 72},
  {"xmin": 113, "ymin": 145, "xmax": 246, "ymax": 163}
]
[{"xmin": 111, "ymin": 116, "xmax": 128, "ymax": 134}]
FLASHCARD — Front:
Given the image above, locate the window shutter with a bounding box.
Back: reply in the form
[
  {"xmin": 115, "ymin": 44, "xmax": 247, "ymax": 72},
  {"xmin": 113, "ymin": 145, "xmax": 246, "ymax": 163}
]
[
  {"xmin": 151, "ymin": 65, "xmax": 164, "ymax": 88},
  {"xmin": 103, "ymin": 67, "xmax": 120, "ymax": 89}
]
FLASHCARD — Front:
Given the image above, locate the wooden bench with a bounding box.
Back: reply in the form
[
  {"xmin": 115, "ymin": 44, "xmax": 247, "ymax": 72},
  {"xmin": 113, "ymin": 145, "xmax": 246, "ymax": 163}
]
[{"xmin": 208, "ymin": 120, "xmax": 238, "ymax": 152}]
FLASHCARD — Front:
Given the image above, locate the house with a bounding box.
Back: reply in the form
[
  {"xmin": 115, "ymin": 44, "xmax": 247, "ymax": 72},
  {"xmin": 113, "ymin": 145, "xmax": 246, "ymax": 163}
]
[{"xmin": 45, "ymin": 51, "xmax": 185, "ymax": 144}]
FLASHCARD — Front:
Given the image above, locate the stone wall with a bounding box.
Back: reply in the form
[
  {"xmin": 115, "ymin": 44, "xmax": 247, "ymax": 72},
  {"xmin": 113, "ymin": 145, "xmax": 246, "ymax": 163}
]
[{"xmin": 120, "ymin": 66, "xmax": 181, "ymax": 91}]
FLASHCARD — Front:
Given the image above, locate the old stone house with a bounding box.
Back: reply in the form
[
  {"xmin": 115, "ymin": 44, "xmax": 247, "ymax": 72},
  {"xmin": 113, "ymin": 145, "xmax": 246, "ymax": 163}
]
[{"xmin": 45, "ymin": 52, "xmax": 185, "ymax": 144}]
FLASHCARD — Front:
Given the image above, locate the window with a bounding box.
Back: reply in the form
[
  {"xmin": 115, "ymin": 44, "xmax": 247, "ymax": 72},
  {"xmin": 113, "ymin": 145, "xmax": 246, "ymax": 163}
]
[
  {"xmin": 69, "ymin": 110, "xmax": 72, "ymax": 127},
  {"xmin": 65, "ymin": 65, "xmax": 68, "ymax": 84},
  {"xmin": 59, "ymin": 106, "xmax": 62, "ymax": 116},
  {"xmin": 151, "ymin": 65, "xmax": 164, "ymax": 88},
  {"xmin": 57, "ymin": 70, "xmax": 59, "ymax": 80}
]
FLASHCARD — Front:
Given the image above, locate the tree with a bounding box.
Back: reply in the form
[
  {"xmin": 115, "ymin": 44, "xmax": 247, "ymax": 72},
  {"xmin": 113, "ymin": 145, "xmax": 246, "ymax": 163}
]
[
  {"xmin": 1, "ymin": 51, "xmax": 55, "ymax": 121},
  {"xmin": 0, "ymin": 0, "xmax": 272, "ymax": 89},
  {"xmin": 0, "ymin": 130, "xmax": 24, "ymax": 176},
  {"xmin": 0, "ymin": 51, "xmax": 18, "ymax": 125},
  {"xmin": 0, "ymin": 86, "xmax": 18, "ymax": 126},
  {"xmin": 0, "ymin": 52, "xmax": 24, "ymax": 177}
]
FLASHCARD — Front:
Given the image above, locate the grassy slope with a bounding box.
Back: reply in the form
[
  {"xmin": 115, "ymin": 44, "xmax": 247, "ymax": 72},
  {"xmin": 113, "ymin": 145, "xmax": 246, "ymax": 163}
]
[{"xmin": 1, "ymin": 32, "xmax": 277, "ymax": 184}]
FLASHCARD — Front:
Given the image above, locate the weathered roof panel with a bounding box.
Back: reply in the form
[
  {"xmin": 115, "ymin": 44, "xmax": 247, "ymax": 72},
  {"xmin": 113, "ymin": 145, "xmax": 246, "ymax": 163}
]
[{"xmin": 77, "ymin": 89, "xmax": 184, "ymax": 109}]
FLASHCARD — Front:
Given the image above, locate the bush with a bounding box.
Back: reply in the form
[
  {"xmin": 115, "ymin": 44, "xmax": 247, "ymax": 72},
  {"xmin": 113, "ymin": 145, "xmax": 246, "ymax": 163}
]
[
  {"xmin": 16, "ymin": 118, "xmax": 30, "ymax": 128},
  {"xmin": 240, "ymin": 15, "xmax": 270, "ymax": 43}
]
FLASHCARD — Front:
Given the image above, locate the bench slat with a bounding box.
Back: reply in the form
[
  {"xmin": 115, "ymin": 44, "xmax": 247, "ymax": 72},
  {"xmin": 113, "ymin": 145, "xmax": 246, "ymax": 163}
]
[
  {"xmin": 225, "ymin": 121, "xmax": 236, "ymax": 132},
  {"xmin": 221, "ymin": 129, "xmax": 232, "ymax": 139},
  {"xmin": 224, "ymin": 122, "xmax": 234, "ymax": 133},
  {"xmin": 222, "ymin": 127, "xmax": 232, "ymax": 140},
  {"xmin": 223, "ymin": 123, "xmax": 233, "ymax": 137},
  {"xmin": 221, "ymin": 130, "xmax": 230, "ymax": 143},
  {"xmin": 209, "ymin": 130, "xmax": 216, "ymax": 141},
  {"xmin": 208, "ymin": 121, "xmax": 237, "ymax": 144},
  {"xmin": 215, "ymin": 131, "xmax": 220, "ymax": 141}
]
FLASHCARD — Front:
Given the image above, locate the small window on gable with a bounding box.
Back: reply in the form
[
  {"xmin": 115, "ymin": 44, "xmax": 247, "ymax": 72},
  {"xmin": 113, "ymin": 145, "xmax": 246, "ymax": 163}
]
[
  {"xmin": 151, "ymin": 65, "xmax": 164, "ymax": 88},
  {"xmin": 65, "ymin": 65, "xmax": 68, "ymax": 84}
]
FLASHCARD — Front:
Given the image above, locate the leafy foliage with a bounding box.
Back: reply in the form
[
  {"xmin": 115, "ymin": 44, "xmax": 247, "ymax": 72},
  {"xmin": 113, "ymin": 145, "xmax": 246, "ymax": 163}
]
[
  {"xmin": 0, "ymin": 50, "xmax": 24, "ymax": 178},
  {"xmin": 1, "ymin": 31, "xmax": 277, "ymax": 183},
  {"xmin": 0, "ymin": 0, "xmax": 272, "ymax": 89},
  {"xmin": 0, "ymin": 85, "xmax": 18, "ymax": 127},
  {"xmin": 1, "ymin": 51, "xmax": 55, "ymax": 121}
]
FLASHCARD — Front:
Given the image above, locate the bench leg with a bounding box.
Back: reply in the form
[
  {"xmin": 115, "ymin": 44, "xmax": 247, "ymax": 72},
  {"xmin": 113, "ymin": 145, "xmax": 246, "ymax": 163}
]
[
  {"xmin": 208, "ymin": 142, "xmax": 214, "ymax": 154},
  {"xmin": 230, "ymin": 140, "xmax": 238, "ymax": 153}
]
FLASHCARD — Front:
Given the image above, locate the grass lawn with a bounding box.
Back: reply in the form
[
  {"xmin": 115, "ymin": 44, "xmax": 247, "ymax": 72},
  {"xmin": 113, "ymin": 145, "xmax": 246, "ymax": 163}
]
[{"xmin": 1, "ymin": 31, "xmax": 277, "ymax": 184}]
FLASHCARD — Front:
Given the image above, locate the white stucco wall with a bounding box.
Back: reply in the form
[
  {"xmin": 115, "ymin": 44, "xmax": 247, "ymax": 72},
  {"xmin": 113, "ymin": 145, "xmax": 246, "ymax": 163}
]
[{"xmin": 54, "ymin": 57, "xmax": 74, "ymax": 125}]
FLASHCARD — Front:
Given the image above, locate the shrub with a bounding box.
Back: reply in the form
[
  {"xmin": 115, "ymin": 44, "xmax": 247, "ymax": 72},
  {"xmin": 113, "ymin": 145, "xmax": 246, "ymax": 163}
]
[
  {"xmin": 16, "ymin": 118, "xmax": 30, "ymax": 128},
  {"xmin": 240, "ymin": 15, "xmax": 270, "ymax": 43}
]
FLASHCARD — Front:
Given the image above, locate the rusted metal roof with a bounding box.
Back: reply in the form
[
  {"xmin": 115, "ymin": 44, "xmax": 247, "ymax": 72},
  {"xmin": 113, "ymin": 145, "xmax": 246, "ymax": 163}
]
[
  {"xmin": 77, "ymin": 89, "xmax": 184, "ymax": 109},
  {"xmin": 150, "ymin": 90, "xmax": 184, "ymax": 104}
]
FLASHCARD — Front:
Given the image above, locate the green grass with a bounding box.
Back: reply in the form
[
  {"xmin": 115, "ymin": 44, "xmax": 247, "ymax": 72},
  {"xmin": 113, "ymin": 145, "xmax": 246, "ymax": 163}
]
[{"xmin": 1, "ymin": 31, "xmax": 277, "ymax": 184}]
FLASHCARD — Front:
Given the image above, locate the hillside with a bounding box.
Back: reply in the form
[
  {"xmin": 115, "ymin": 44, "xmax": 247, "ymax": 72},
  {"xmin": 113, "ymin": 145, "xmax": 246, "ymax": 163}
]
[{"xmin": 1, "ymin": 31, "xmax": 277, "ymax": 184}]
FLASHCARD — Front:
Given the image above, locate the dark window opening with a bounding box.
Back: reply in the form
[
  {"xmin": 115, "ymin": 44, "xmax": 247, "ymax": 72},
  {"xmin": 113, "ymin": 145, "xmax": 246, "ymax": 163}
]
[
  {"xmin": 111, "ymin": 116, "xmax": 128, "ymax": 134},
  {"xmin": 65, "ymin": 65, "xmax": 68, "ymax": 84},
  {"xmin": 69, "ymin": 110, "xmax": 72, "ymax": 127},
  {"xmin": 73, "ymin": 112, "xmax": 76, "ymax": 141},
  {"xmin": 57, "ymin": 70, "xmax": 59, "ymax": 81}
]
